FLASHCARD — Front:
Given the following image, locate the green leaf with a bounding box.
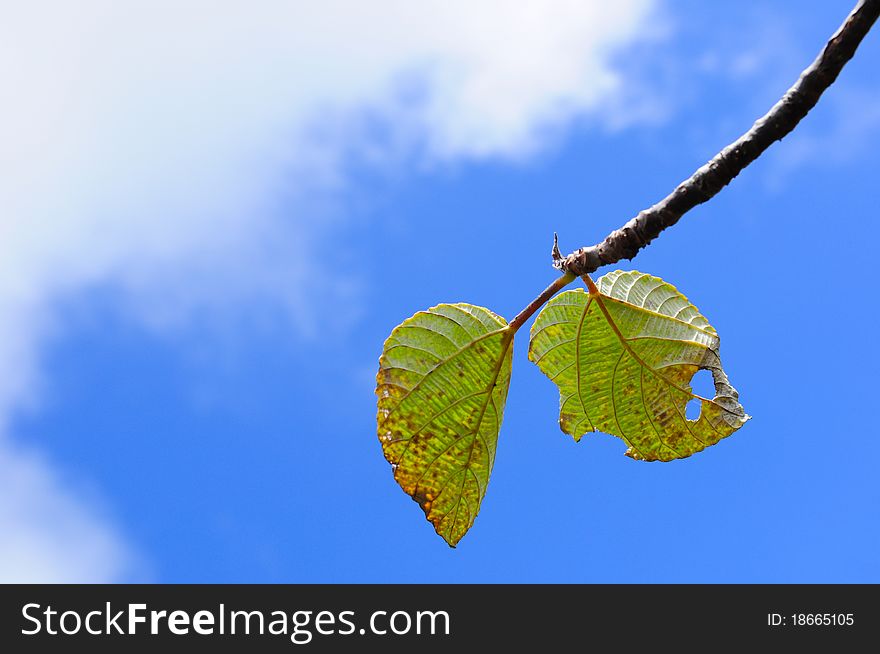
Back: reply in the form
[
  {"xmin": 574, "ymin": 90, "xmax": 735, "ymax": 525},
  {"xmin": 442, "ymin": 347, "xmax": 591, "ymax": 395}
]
[
  {"xmin": 529, "ymin": 270, "xmax": 749, "ymax": 461},
  {"xmin": 376, "ymin": 303, "xmax": 514, "ymax": 546}
]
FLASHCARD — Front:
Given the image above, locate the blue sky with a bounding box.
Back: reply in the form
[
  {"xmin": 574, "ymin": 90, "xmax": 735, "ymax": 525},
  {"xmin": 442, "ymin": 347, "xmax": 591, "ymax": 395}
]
[{"xmin": 2, "ymin": 1, "xmax": 878, "ymax": 582}]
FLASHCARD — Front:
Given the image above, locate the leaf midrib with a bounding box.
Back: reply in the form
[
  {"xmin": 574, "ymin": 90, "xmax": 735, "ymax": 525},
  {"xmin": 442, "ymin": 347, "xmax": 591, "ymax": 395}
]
[
  {"xmin": 446, "ymin": 333, "xmax": 513, "ymax": 540},
  {"xmin": 592, "ymin": 291, "xmax": 734, "ymax": 414}
]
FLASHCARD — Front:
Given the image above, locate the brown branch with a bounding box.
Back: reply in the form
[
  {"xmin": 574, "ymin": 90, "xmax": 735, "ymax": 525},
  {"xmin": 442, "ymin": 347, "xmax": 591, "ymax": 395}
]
[{"xmin": 558, "ymin": 0, "xmax": 880, "ymax": 276}]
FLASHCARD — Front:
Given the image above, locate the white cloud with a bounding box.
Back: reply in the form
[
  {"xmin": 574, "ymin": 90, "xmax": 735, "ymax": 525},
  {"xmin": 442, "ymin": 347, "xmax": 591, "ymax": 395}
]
[
  {"xmin": 0, "ymin": 0, "xmax": 659, "ymax": 581},
  {"xmin": 0, "ymin": 441, "xmax": 142, "ymax": 582}
]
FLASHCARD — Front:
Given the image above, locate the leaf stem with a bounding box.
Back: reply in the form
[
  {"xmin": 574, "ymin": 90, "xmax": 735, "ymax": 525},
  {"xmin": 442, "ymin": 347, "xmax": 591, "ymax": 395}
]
[
  {"xmin": 508, "ymin": 272, "xmax": 576, "ymax": 333},
  {"xmin": 581, "ymin": 274, "xmax": 599, "ymax": 295}
]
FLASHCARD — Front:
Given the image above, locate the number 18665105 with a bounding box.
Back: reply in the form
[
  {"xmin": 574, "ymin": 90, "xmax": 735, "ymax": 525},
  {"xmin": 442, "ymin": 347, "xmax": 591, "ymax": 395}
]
[{"xmin": 768, "ymin": 613, "xmax": 854, "ymax": 627}]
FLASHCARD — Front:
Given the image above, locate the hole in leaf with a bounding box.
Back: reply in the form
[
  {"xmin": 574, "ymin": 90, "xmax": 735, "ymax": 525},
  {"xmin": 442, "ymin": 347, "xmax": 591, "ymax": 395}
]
[
  {"xmin": 686, "ymin": 368, "xmax": 715, "ymax": 421},
  {"xmin": 690, "ymin": 368, "xmax": 715, "ymax": 397}
]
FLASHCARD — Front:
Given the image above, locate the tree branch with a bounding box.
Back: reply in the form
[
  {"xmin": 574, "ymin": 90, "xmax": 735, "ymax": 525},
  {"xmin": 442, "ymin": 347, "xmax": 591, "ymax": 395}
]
[{"xmin": 557, "ymin": 0, "xmax": 880, "ymax": 276}]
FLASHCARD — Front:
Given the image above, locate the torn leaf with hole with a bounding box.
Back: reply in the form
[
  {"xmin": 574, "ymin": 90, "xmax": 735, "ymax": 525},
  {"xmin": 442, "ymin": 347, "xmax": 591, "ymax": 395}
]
[{"xmin": 529, "ymin": 270, "xmax": 749, "ymax": 461}]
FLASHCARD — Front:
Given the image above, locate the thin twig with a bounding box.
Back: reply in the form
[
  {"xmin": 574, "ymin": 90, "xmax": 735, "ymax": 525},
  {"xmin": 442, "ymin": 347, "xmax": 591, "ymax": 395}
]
[
  {"xmin": 508, "ymin": 272, "xmax": 575, "ymax": 333},
  {"xmin": 557, "ymin": 0, "xmax": 880, "ymax": 276}
]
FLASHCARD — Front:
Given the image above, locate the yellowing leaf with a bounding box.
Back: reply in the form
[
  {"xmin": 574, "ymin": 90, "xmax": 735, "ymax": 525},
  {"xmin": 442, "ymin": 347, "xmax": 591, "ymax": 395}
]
[
  {"xmin": 529, "ymin": 270, "xmax": 748, "ymax": 461},
  {"xmin": 376, "ymin": 303, "xmax": 513, "ymax": 546}
]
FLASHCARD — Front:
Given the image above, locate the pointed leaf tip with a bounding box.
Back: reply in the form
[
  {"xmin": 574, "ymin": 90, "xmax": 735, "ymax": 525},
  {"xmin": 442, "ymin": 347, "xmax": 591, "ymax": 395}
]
[
  {"xmin": 376, "ymin": 303, "xmax": 513, "ymax": 546},
  {"xmin": 528, "ymin": 270, "xmax": 748, "ymax": 461}
]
